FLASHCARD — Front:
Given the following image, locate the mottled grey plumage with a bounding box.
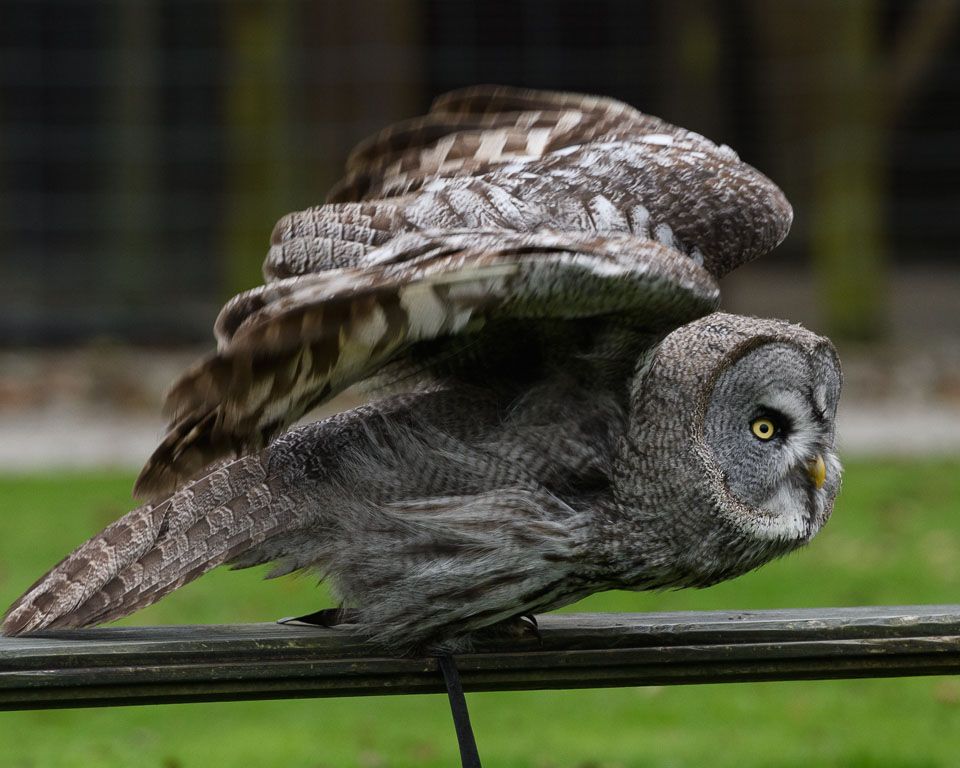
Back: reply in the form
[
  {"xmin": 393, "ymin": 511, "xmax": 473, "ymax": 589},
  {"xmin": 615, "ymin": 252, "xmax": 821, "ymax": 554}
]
[{"xmin": 3, "ymin": 86, "xmax": 841, "ymax": 652}]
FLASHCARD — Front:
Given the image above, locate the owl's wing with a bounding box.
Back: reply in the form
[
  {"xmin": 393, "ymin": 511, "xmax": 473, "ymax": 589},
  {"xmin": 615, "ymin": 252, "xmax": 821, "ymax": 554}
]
[
  {"xmin": 325, "ymin": 84, "xmax": 667, "ymax": 204},
  {"xmin": 266, "ymin": 85, "xmax": 793, "ymax": 281},
  {"xmin": 268, "ymin": 85, "xmax": 631, "ymax": 281},
  {"xmin": 134, "ymin": 229, "xmax": 718, "ymax": 497}
]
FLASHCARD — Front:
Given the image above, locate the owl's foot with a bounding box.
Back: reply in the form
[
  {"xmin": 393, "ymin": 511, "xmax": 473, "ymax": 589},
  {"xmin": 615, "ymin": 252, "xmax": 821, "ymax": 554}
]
[
  {"xmin": 472, "ymin": 613, "xmax": 541, "ymax": 645},
  {"xmin": 276, "ymin": 606, "xmax": 358, "ymax": 627}
]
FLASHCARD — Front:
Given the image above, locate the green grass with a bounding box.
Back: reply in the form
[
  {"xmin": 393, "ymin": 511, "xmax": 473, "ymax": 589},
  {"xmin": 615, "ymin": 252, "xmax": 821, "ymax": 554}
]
[{"xmin": 2, "ymin": 460, "xmax": 960, "ymax": 767}]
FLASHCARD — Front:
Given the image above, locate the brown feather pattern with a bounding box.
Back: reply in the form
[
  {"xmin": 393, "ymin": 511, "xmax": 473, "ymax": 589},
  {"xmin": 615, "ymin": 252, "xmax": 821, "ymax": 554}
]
[{"xmin": 3, "ymin": 453, "xmax": 294, "ymax": 634}]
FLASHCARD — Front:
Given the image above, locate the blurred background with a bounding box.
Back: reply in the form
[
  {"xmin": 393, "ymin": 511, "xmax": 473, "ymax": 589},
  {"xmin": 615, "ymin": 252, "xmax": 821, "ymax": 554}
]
[{"xmin": 0, "ymin": 0, "xmax": 958, "ymax": 459}]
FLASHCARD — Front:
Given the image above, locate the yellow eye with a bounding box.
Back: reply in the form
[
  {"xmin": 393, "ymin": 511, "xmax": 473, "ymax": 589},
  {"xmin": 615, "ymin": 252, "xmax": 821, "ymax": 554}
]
[{"xmin": 751, "ymin": 418, "xmax": 776, "ymax": 440}]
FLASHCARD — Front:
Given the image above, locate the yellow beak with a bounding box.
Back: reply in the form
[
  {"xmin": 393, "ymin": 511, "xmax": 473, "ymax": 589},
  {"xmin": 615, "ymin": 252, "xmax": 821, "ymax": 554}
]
[{"xmin": 808, "ymin": 455, "xmax": 826, "ymax": 489}]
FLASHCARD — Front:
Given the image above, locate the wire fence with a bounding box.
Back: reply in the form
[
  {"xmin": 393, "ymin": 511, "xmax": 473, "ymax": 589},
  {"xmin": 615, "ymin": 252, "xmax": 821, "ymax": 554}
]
[{"xmin": 1, "ymin": 0, "xmax": 958, "ymax": 343}]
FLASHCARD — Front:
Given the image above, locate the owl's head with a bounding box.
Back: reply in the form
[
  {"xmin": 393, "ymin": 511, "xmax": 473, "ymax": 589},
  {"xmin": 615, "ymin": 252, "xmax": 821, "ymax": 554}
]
[{"xmin": 614, "ymin": 312, "xmax": 841, "ymax": 588}]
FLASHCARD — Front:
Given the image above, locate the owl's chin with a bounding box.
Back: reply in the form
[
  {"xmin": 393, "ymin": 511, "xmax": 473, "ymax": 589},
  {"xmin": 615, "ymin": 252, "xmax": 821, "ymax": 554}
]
[{"xmin": 762, "ymin": 450, "xmax": 841, "ymax": 540}]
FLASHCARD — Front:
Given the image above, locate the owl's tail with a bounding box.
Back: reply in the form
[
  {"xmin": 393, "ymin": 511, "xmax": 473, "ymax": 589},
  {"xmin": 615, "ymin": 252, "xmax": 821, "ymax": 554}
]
[{"xmin": 2, "ymin": 449, "xmax": 296, "ymax": 636}]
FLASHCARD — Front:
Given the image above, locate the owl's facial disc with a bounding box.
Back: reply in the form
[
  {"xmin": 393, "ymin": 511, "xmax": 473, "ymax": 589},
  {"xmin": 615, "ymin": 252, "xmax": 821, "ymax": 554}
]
[{"xmin": 702, "ymin": 341, "xmax": 841, "ymax": 543}]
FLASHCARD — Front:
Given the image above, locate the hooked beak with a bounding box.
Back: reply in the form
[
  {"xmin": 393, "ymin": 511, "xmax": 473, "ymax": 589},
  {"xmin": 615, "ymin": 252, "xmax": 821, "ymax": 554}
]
[{"xmin": 808, "ymin": 455, "xmax": 826, "ymax": 489}]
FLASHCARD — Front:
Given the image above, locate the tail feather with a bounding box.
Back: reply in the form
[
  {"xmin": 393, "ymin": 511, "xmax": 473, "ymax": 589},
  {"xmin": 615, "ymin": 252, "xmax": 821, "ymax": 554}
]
[{"xmin": 2, "ymin": 452, "xmax": 298, "ymax": 635}]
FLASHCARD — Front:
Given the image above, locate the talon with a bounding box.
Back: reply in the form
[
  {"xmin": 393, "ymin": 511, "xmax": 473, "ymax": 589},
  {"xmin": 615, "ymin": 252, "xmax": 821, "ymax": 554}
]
[
  {"xmin": 521, "ymin": 613, "xmax": 543, "ymax": 645},
  {"xmin": 277, "ymin": 606, "xmax": 353, "ymax": 627}
]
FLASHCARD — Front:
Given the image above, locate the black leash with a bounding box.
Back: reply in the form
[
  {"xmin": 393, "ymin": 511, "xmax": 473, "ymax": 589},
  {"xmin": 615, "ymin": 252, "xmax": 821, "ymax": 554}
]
[
  {"xmin": 437, "ymin": 653, "xmax": 483, "ymax": 768},
  {"xmin": 279, "ymin": 610, "xmax": 483, "ymax": 766}
]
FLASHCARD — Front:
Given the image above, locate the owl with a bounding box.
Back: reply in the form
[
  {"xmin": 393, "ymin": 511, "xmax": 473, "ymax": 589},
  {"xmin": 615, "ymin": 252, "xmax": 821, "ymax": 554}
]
[{"xmin": 3, "ymin": 86, "xmax": 842, "ymax": 652}]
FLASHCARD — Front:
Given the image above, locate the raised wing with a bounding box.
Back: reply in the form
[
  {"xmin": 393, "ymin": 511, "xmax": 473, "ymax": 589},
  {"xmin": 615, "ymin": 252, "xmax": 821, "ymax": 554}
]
[
  {"xmin": 265, "ymin": 85, "xmax": 793, "ymax": 281},
  {"xmin": 325, "ymin": 84, "xmax": 662, "ymax": 204},
  {"xmin": 134, "ymin": 229, "xmax": 718, "ymax": 497}
]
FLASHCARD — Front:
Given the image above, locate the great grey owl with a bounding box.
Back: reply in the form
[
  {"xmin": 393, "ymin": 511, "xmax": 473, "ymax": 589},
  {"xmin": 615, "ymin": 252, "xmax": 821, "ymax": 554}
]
[{"xmin": 3, "ymin": 86, "xmax": 842, "ymax": 652}]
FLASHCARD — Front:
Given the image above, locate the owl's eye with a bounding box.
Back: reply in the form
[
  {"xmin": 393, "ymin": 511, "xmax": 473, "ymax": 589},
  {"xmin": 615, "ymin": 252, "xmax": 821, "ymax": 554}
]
[{"xmin": 751, "ymin": 418, "xmax": 777, "ymax": 440}]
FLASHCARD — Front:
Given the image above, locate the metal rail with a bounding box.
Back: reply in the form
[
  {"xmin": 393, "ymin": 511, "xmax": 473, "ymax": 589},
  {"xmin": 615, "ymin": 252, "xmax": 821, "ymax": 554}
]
[{"xmin": 2, "ymin": 605, "xmax": 960, "ymax": 710}]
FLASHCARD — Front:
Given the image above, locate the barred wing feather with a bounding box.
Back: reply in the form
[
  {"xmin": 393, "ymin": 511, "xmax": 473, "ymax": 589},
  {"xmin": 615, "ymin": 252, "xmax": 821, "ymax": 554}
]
[{"xmin": 134, "ymin": 229, "xmax": 718, "ymax": 497}]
